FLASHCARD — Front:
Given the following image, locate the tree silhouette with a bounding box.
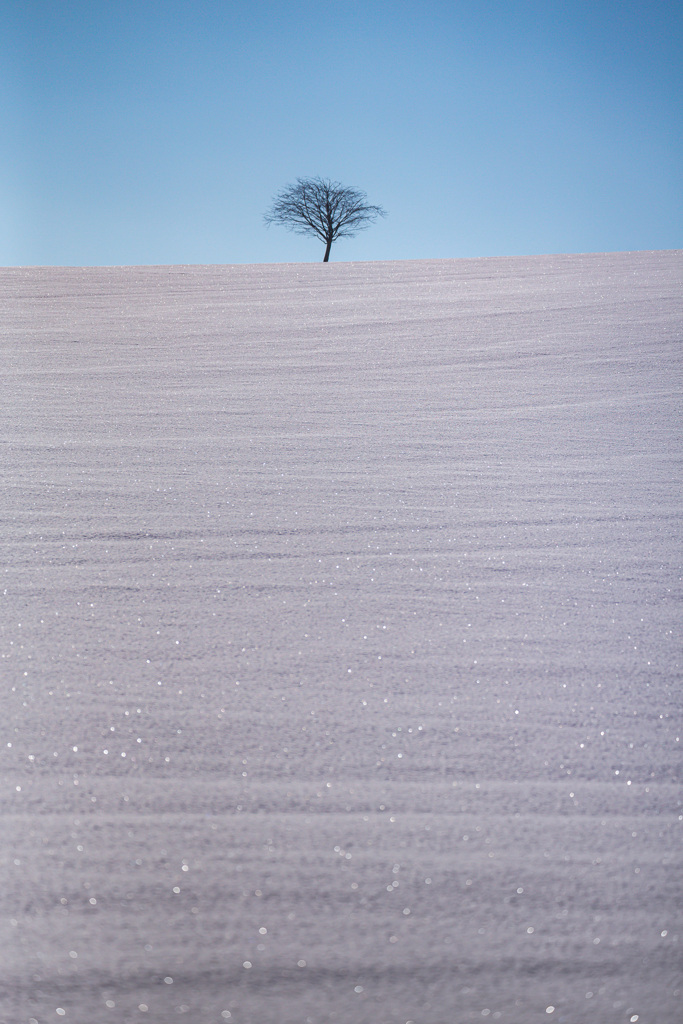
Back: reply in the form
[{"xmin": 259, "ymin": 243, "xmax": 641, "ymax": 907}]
[{"xmin": 264, "ymin": 177, "xmax": 386, "ymax": 262}]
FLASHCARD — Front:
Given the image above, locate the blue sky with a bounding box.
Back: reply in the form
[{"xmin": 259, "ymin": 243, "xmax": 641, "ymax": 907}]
[{"xmin": 2, "ymin": 0, "xmax": 681, "ymax": 265}]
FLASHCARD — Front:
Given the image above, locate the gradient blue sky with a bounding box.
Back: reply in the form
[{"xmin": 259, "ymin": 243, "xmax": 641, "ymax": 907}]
[{"xmin": 2, "ymin": 0, "xmax": 681, "ymax": 265}]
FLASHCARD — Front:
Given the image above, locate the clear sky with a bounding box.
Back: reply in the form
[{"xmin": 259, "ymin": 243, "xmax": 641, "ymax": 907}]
[{"xmin": 2, "ymin": 0, "xmax": 681, "ymax": 266}]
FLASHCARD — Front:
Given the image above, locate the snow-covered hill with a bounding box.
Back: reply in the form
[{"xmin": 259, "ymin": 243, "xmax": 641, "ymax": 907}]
[{"xmin": 2, "ymin": 251, "xmax": 681, "ymax": 1023}]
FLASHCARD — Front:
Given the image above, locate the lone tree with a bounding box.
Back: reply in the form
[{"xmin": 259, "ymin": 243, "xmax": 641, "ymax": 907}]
[{"xmin": 264, "ymin": 176, "xmax": 386, "ymax": 262}]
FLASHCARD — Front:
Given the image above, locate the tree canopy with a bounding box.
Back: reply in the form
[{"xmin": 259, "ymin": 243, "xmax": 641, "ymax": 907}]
[{"xmin": 264, "ymin": 177, "xmax": 386, "ymax": 261}]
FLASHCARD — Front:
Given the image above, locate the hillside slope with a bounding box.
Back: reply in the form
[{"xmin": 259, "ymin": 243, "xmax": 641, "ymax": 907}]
[{"xmin": 1, "ymin": 251, "xmax": 681, "ymax": 1023}]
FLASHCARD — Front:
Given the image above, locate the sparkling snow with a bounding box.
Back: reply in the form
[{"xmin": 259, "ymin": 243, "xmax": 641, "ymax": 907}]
[{"xmin": 1, "ymin": 251, "xmax": 681, "ymax": 1023}]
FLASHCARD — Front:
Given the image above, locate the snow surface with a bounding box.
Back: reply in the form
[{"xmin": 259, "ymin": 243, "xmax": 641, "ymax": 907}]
[{"xmin": 1, "ymin": 251, "xmax": 682, "ymax": 1024}]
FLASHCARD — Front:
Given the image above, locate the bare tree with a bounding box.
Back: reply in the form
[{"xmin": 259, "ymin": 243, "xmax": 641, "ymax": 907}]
[{"xmin": 264, "ymin": 176, "xmax": 386, "ymax": 262}]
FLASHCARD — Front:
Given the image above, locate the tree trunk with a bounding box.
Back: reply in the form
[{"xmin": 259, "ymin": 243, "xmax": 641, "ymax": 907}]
[{"xmin": 323, "ymin": 237, "xmax": 332, "ymax": 262}]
